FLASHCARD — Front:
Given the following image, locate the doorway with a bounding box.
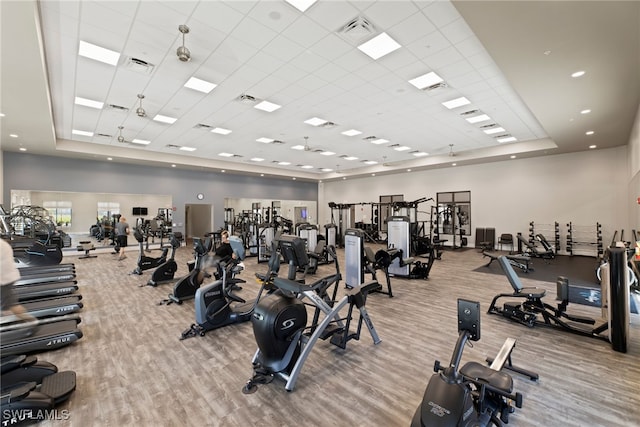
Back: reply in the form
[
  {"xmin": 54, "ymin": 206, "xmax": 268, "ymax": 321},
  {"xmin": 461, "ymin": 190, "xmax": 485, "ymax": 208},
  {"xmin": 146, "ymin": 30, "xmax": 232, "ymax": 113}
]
[{"xmin": 185, "ymin": 204, "xmax": 214, "ymax": 242}]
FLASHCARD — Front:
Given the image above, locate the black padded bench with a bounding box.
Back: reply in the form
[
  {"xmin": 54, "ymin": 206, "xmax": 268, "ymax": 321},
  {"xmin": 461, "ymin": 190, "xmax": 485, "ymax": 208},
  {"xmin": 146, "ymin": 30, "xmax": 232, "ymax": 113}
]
[{"xmin": 483, "ymin": 251, "xmax": 533, "ymax": 273}]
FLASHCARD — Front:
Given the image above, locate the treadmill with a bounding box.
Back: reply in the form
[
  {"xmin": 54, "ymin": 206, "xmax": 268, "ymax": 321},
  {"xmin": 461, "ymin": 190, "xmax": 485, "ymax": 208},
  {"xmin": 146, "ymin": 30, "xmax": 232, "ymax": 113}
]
[
  {"xmin": 14, "ymin": 271, "xmax": 76, "ymax": 286},
  {"xmin": 0, "ymin": 315, "xmax": 83, "ymax": 356},
  {"xmin": 14, "ymin": 282, "xmax": 79, "ymax": 302},
  {"xmin": 17, "ymin": 263, "xmax": 76, "ymax": 276},
  {"xmin": 0, "ymin": 296, "xmax": 83, "ymax": 324}
]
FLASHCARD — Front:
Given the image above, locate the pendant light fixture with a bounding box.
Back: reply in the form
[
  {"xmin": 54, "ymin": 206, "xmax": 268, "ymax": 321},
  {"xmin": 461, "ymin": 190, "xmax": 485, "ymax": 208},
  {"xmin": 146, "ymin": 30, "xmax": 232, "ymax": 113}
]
[{"xmin": 177, "ymin": 25, "xmax": 191, "ymax": 62}]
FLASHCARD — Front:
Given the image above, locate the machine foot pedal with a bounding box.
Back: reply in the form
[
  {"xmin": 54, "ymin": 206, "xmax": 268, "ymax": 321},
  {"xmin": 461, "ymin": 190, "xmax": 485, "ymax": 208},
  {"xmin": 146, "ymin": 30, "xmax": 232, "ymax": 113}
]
[{"xmin": 40, "ymin": 371, "xmax": 76, "ymax": 404}]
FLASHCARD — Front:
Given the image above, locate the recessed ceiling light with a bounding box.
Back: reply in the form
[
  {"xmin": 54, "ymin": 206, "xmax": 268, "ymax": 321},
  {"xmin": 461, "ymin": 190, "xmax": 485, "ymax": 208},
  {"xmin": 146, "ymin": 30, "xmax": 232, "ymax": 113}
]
[
  {"xmin": 75, "ymin": 96, "xmax": 104, "ymax": 109},
  {"xmin": 321, "ymin": 168, "xmax": 333, "ymax": 172},
  {"xmin": 9, "ymin": 134, "xmax": 18, "ymax": 138},
  {"xmin": 357, "ymin": 32, "xmax": 401, "ymax": 60},
  {"xmin": 442, "ymin": 97, "xmax": 471, "ymax": 109},
  {"xmin": 131, "ymin": 139, "xmax": 151, "ymax": 145},
  {"xmin": 254, "ymin": 100, "xmax": 281, "ymax": 112},
  {"xmin": 256, "ymin": 137, "xmax": 274, "ymax": 143},
  {"xmin": 179, "ymin": 146, "xmax": 196, "ymax": 152},
  {"xmin": 412, "ymin": 152, "xmax": 429, "ymax": 157},
  {"xmin": 394, "ymin": 146, "xmax": 411, "ymax": 152},
  {"xmin": 19, "ymin": 147, "xmax": 27, "ymax": 152},
  {"xmin": 251, "ymin": 157, "xmax": 264, "ymax": 162},
  {"xmin": 580, "ymin": 109, "xmax": 591, "ymax": 115},
  {"xmin": 571, "ymin": 70, "xmax": 586, "ymax": 78},
  {"xmin": 497, "ymin": 136, "xmax": 517, "ymax": 143},
  {"xmin": 589, "ymin": 145, "xmax": 597, "ymax": 149},
  {"xmin": 342, "ymin": 177, "xmax": 347, "ymax": 180},
  {"xmin": 72, "ymin": 129, "xmax": 93, "ymax": 137},
  {"xmin": 153, "ymin": 114, "xmax": 177, "ymax": 124},
  {"xmin": 344, "ymin": 156, "xmax": 358, "ymax": 161},
  {"xmin": 107, "ymin": 157, "xmax": 113, "ymax": 161},
  {"xmin": 292, "ymin": 177, "xmax": 297, "ymax": 180},
  {"xmin": 451, "ymin": 163, "xmax": 457, "ymax": 166},
  {"xmin": 278, "ymin": 161, "xmax": 291, "ymax": 165},
  {"xmin": 301, "ymin": 165, "xmax": 314, "ymax": 169},
  {"xmin": 466, "ymin": 114, "xmax": 491, "ymax": 124},
  {"xmin": 364, "ymin": 160, "xmax": 378, "ymax": 165},
  {"xmin": 304, "ymin": 117, "xmax": 328, "ymax": 126},
  {"xmin": 219, "ymin": 152, "xmax": 234, "ymax": 157},
  {"xmin": 586, "ymin": 131, "xmax": 595, "ymax": 135},
  {"xmin": 260, "ymin": 174, "xmax": 264, "ymax": 177},
  {"xmin": 0, "ymin": 113, "xmax": 5, "ymax": 117},
  {"xmin": 171, "ymin": 164, "xmax": 176, "ymax": 167},
  {"xmin": 211, "ymin": 127, "xmax": 232, "ymax": 135},
  {"xmin": 372, "ymin": 173, "xmax": 376, "ymax": 176},
  {"xmin": 184, "ymin": 77, "xmax": 217, "ymax": 94},
  {"xmin": 406, "ymin": 169, "xmax": 411, "ymax": 172},
  {"xmin": 321, "ymin": 151, "xmax": 335, "ymax": 156},
  {"xmin": 371, "ymin": 138, "xmax": 388, "ymax": 145},
  {"xmin": 291, "ymin": 145, "xmax": 305, "ymax": 150},
  {"xmin": 284, "ymin": 0, "xmax": 317, "ymax": 12},
  {"xmin": 341, "ymin": 129, "xmax": 362, "ymax": 136},
  {"xmin": 221, "ymin": 170, "xmax": 226, "ymax": 173},
  {"xmin": 408, "ymin": 71, "xmax": 444, "ymax": 89},
  {"xmin": 510, "ymin": 155, "xmax": 517, "ymax": 159},
  {"xmin": 78, "ymin": 41, "xmax": 120, "ymax": 66},
  {"xmin": 484, "ymin": 127, "xmax": 506, "ymax": 135}
]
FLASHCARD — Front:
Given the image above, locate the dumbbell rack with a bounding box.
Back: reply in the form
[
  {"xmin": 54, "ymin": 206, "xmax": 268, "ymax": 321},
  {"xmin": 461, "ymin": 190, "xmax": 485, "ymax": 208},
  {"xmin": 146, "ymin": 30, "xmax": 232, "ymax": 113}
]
[
  {"xmin": 566, "ymin": 222, "xmax": 603, "ymax": 258},
  {"xmin": 529, "ymin": 221, "xmax": 560, "ymax": 253}
]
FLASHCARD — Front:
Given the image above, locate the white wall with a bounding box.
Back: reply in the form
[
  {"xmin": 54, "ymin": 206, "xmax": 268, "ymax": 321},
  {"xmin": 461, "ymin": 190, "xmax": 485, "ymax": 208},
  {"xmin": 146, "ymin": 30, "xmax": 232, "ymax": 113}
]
[{"xmin": 321, "ymin": 147, "xmax": 628, "ymax": 248}]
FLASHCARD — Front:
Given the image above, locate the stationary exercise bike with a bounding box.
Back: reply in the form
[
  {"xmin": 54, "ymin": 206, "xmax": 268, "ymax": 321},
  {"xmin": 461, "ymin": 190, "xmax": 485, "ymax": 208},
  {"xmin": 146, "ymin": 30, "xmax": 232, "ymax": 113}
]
[
  {"xmin": 131, "ymin": 227, "xmax": 168, "ymax": 275},
  {"xmin": 411, "ymin": 299, "xmax": 536, "ymax": 427},
  {"xmin": 160, "ymin": 235, "xmax": 212, "ymax": 305},
  {"xmin": 146, "ymin": 234, "xmax": 181, "ymax": 287},
  {"xmin": 180, "ymin": 237, "xmax": 261, "ymax": 339}
]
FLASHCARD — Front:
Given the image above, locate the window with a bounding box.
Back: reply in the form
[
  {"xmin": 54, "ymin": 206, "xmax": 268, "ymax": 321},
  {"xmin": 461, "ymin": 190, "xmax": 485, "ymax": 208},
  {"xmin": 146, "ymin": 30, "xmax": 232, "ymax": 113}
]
[
  {"xmin": 43, "ymin": 201, "xmax": 72, "ymax": 227},
  {"xmin": 97, "ymin": 202, "xmax": 120, "ymax": 222}
]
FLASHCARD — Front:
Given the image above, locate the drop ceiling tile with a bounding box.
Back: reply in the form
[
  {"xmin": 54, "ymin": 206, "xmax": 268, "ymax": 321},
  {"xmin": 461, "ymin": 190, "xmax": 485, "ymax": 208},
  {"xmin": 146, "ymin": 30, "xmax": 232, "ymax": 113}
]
[
  {"xmin": 158, "ymin": 1, "xmax": 199, "ymax": 16},
  {"xmin": 306, "ymin": 1, "xmax": 360, "ymax": 31},
  {"xmin": 39, "ymin": 7, "xmax": 79, "ymax": 39},
  {"xmin": 391, "ymin": 10, "xmax": 437, "ymax": 44},
  {"xmin": 405, "ymin": 30, "xmax": 451, "ymax": 60},
  {"xmin": 79, "ymin": 2, "xmax": 135, "ymax": 35},
  {"xmin": 244, "ymin": 51, "xmax": 286, "ymax": 76},
  {"xmin": 440, "ymin": 17, "xmax": 474, "ymax": 45},
  {"xmin": 247, "ymin": 0, "xmax": 299, "ymax": 32},
  {"xmin": 136, "ymin": 1, "xmax": 190, "ymax": 27},
  {"xmin": 423, "ymin": 0, "xmax": 460, "ymax": 27},
  {"xmin": 262, "ymin": 35, "xmax": 306, "ymax": 63},
  {"xmin": 229, "ymin": 16, "xmax": 278, "ymax": 50},
  {"xmin": 290, "ymin": 50, "xmax": 332, "ymax": 73},
  {"xmin": 78, "ymin": 24, "xmax": 128, "ymax": 52},
  {"xmin": 192, "ymin": 1, "xmax": 245, "ymax": 34},
  {"xmin": 423, "ymin": 45, "xmax": 465, "ymax": 69},
  {"xmin": 311, "ymin": 34, "xmax": 354, "ymax": 61},
  {"xmin": 359, "ymin": 0, "xmax": 419, "ymax": 28},
  {"xmin": 332, "ymin": 49, "xmax": 371, "ymax": 72},
  {"xmin": 281, "ymin": 15, "xmax": 327, "ymax": 49},
  {"xmin": 223, "ymin": 0, "xmax": 259, "ymax": 14}
]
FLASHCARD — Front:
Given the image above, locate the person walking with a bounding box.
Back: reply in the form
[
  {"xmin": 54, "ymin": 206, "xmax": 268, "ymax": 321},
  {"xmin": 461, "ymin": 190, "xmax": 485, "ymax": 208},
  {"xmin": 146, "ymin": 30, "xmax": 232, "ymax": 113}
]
[{"xmin": 115, "ymin": 216, "xmax": 130, "ymax": 260}]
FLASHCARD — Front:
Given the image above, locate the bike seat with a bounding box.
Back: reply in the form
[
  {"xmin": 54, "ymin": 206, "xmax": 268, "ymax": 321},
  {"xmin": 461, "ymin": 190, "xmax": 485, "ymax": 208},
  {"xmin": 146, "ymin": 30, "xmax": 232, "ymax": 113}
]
[{"xmin": 460, "ymin": 361, "xmax": 513, "ymax": 393}]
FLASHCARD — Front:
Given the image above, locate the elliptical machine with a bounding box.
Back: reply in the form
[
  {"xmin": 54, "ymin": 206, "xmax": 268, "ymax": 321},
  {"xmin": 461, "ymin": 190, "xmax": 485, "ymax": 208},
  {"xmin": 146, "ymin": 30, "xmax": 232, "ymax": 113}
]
[
  {"xmin": 180, "ymin": 237, "xmax": 261, "ymax": 339},
  {"xmin": 130, "ymin": 227, "xmax": 168, "ymax": 275},
  {"xmin": 160, "ymin": 235, "xmax": 212, "ymax": 305},
  {"xmin": 146, "ymin": 234, "xmax": 181, "ymax": 287},
  {"xmin": 411, "ymin": 299, "xmax": 537, "ymax": 427},
  {"xmin": 243, "ymin": 235, "xmax": 382, "ymax": 393}
]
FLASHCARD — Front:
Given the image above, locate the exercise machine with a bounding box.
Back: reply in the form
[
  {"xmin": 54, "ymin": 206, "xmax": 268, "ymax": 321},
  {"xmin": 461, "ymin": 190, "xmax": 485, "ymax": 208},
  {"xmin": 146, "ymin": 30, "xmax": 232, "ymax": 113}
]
[
  {"xmin": 160, "ymin": 236, "xmax": 212, "ymax": 305},
  {"xmin": 180, "ymin": 238, "xmax": 256, "ymax": 339},
  {"xmin": 146, "ymin": 234, "xmax": 181, "ymax": 287},
  {"xmin": 242, "ymin": 235, "xmax": 381, "ymax": 393},
  {"xmin": 516, "ymin": 234, "xmax": 554, "ymax": 260},
  {"xmin": 76, "ymin": 241, "xmax": 97, "ymax": 259},
  {"xmin": 1, "ymin": 355, "xmax": 76, "ymax": 426},
  {"xmin": 131, "ymin": 227, "xmax": 169, "ymax": 275},
  {"xmin": 488, "ymin": 247, "xmax": 629, "ymax": 352},
  {"xmin": 411, "ymin": 299, "xmax": 536, "ymax": 427},
  {"xmin": 386, "ymin": 216, "xmax": 414, "ymax": 277},
  {"xmin": 344, "ymin": 228, "xmax": 392, "ymax": 297},
  {"xmin": 482, "ymin": 250, "xmax": 534, "ymax": 273},
  {"xmin": 0, "ymin": 314, "xmax": 83, "ymax": 356}
]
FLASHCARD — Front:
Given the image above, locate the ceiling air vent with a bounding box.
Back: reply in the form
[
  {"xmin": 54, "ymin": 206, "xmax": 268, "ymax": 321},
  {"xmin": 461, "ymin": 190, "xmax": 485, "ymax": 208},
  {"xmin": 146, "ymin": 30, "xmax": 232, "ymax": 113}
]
[
  {"xmin": 194, "ymin": 123, "xmax": 213, "ymax": 129},
  {"xmin": 321, "ymin": 121, "xmax": 337, "ymax": 129},
  {"xmin": 124, "ymin": 56, "xmax": 155, "ymax": 74},
  {"xmin": 165, "ymin": 144, "xmax": 181, "ymax": 149},
  {"xmin": 493, "ymin": 134, "xmax": 511, "ymax": 139},
  {"xmin": 96, "ymin": 133, "xmax": 112, "ymax": 138},
  {"xmin": 107, "ymin": 104, "xmax": 129, "ymax": 112},
  {"xmin": 362, "ymin": 136, "xmax": 377, "ymax": 141},
  {"xmin": 460, "ymin": 109, "xmax": 479, "ymax": 116},
  {"xmin": 272, "ymin": 140, "xmax": 284, "ymax": 145},
  {"xmin": 338, "ymin": 16, "xmax": 376, "ymax": 43},
  {"xmin": 480, "ymin": 123, "xmax": 498, "ymax": 129},
  {"xmin": 423, "ymin": 82, "xmax": 448, "ymax": 91},
  {"xmin": 237, "ymin": 94, "xmax": 257, "ymax": 103}
]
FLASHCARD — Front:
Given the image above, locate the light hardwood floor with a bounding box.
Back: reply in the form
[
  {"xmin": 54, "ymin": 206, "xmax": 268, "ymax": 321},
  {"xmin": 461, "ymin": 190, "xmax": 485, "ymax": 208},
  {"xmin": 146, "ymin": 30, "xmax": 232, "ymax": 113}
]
[{"xmin": 34, "ymin": 242, "xmax": 639, "ymax": 427}]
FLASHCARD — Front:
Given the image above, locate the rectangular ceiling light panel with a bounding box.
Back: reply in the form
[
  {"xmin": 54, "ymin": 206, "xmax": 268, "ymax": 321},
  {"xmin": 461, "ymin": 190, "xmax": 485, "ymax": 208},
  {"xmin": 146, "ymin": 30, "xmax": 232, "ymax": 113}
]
[
  {"xmin": 254, "ymin": 101, "xmax": 281, "ymax": 112},
  {"xmin": 184, "ymin": 77, "xmax": 217, "ymax": 93},
  {"xmin": 211, "ymin": 127, "xmax": 232, "ymax": 135},
  {"xmin": 341, "ymin": 129, "xmax": 362, "ymax": 136},
  {"xmin": 304, "ymin": 117, "xmax": 328, "ymax": 126},
  {"xmin": 357, "ymin": 32, "xmax": 401, "ymax": 60},
  {"xmin": 153, "ymin": 114, "xmax": 177, "ymax": 124},
  {"xmin": 408, "ymin": 72, "xmax": 444, "ymax": 89},
  {"xmin": 78, "ymin": 41, "xmax": 120, "ymax": 66},
  {"xmin": 285, "ymin": 0, "xmax": 317, "ymax": 12},
  {"xmin": 442, "ymin": 97, "xmax": 471, "ymax": 109},
  {"xmin": 75, "ymin": 96, "xmax": 104, "ymax": 109}
]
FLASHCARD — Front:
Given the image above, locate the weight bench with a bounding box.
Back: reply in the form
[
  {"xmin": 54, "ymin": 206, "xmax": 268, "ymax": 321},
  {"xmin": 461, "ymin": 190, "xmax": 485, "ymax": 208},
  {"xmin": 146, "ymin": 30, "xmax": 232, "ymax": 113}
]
[
  {"xmin": 516, "ymin": 234, "xmax": 554, "ymax": 260},
  {"xmin": 483, "ymin": 250, "xmax": 533, "ymax": 273},
  {"xmin": 77, "ymin": 241, "xmax": 97, "ymax": 259}
]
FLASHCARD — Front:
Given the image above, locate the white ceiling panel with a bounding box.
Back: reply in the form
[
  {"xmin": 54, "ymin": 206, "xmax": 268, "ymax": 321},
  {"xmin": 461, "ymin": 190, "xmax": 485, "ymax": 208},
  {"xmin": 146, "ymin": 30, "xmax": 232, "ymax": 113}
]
[{"xmin": 4, "ymin": 0, "xmax": 635, "ymax": 180}]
